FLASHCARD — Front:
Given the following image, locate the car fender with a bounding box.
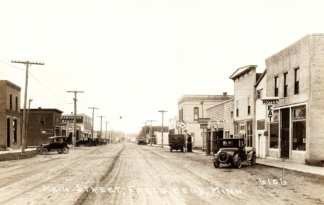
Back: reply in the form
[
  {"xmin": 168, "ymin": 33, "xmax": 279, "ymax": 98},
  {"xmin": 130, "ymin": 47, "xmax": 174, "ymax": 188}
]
[
  {"xmin": 233, "ymin": 154, "xmax": 240, "ymax": 162},
  {"xmin": 247, "ymin": 151, "xmax": 255, "ymax": 161}
]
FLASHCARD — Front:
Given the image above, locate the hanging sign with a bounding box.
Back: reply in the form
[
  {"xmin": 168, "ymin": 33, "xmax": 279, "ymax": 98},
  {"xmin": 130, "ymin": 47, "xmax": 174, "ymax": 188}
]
[
  {"xmin": 268, "ymin": 105, "xmax": 273, "ymax": 121},
  {"xmin": 178, "ymin": 122, "xmax": 187, "ymax": 129}
]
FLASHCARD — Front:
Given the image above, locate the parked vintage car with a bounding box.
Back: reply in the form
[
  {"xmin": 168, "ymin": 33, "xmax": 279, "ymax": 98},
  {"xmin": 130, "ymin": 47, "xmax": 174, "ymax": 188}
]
[
  {"xmin": 169, "ymin": 134, "xmax": 185, "ymax": 152},
  {"xmin": 36, "ymin": 136, "xmax": 70, "ymax": 155},
  {"xmin": 212, "ymin": 138, "xmax": 256, "ymax": 169},
  {"xmin": 137, "ymin": 139, "xmax": 147, "ymax": 145}
]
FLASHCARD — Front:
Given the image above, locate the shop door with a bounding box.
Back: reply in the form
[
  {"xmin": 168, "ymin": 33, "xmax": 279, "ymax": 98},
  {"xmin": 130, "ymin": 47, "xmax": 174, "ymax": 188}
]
[
  {"xmin": 215, "ymin": 130, "xmax": 224, "ymax": 153},
  {"xmin": 7, "ymin": 118, "xmax": 10, "ymax": 147},
  {"xmin": 281, "ymin": 108, "xmax": 290, "ymax": 159}
]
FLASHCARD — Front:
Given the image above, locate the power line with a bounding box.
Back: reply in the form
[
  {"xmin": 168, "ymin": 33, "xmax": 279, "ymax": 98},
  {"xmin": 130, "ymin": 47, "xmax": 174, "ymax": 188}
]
[{"xmin": 1, "ymin": 59, "xmax": 67, "ymax": 103}]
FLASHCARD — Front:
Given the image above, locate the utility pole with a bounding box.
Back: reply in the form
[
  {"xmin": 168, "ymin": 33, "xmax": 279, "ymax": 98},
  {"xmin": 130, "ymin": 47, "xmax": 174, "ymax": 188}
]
[
  {"xmin": 104, "ymin": 122, "xmax": 109, "ymax": 144},
  {"xmin": 11, "ymin": 60, "xmax": 44, "ymax": 155},
  {"xmin": 67, "ymin": 91, "xmax": 84, "ymax": 146},
  {"xmin": 158, "ymin": 110, "xmax": 167, "ymax": 148},
  {"xmin": 88, "ymin": 107, "xmax": 99, "ymax": 142},
  {"xmin": 97, "ymin": 116, "xmax": 105, "ymax": 144},
  {"xmin": 26, "ymin": 99, "xmax": 33, "ymax": 148},
  {"xmin": 146, "ymin": 120, "xmax": 156, "ymax": 146}
]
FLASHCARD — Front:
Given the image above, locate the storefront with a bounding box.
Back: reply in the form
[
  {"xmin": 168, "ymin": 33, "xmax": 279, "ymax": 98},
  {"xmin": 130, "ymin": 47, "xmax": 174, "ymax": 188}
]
[
  {"xmin": 268, "ymin": 104, "xmax": 306, "ymax": 162},
  {"xmin": 234, "ymin": 120, "xmax": 253, "ymax": 148}
]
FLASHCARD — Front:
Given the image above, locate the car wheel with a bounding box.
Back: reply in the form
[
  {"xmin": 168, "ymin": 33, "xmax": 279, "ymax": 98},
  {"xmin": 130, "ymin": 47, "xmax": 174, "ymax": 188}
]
[
  {"xmin": 41, "ymin": 148, "xmax": 48, "ymax": 155},
  {"xmin": 170, "ymin": 148, "xmax": 172, "ymax": 152},
  {"xmin": 214, "ymin": 161, "xmax": 219, "ymax": 168},
  {"xmin": 181, "ymin": 147, "xmax": 183, "ymax": 152},
  {"xmin": 57, "ymin": 150, "xmax": 63, "ymax": 154},
  {"xmin": 237, "ymin": 156, "xmax": 242, "ymax": 169},
  {"xmin": 63, "ymin": 147, "xmax": 69, "ymax": 154},
  {"xmin": 251, "ymin": 154, "xmax": 256, "ymax": 165},
  {"xmin": 218, "ymin": 152, "xmax": 229, "ymax": 163}
]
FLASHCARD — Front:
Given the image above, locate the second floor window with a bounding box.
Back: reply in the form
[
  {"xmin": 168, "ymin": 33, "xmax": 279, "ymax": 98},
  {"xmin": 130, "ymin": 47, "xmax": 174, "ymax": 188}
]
[
  {"xmin": 10, "ymin": 94, "xmax": 12, "ymax": 110},
  {"xmin": 40, "ymin": 116, "xmax": 45, "ymax": 125},
  {"xmin": 194, "ymin": 107, "xmax": 199, "ymax": 120},
  {"xmin": 295, "ymin": 68, "xmax": 299, "ymax": 94},
  {"xmin": 236, "ymin": 101, "xmax": 239, "ymax": 117},
  {"xmin": 274, "ymin": 77, "xmax": 278, "ymax": 97},
  {"xmin": 15, "ymin": 96, "xmax": 18, "ymax": 111},
  {"xmin": 247, "ymin": 97, "xmax": 251, "ymax": 115},
  {"xmin": 284, "ymin": 73, "xmax": 288, "ymax": 97}
]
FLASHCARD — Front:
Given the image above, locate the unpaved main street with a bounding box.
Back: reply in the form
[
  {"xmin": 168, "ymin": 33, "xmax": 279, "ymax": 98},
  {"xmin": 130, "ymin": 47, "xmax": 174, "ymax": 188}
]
[{"xmin": 0, "ymin": 143, "xmax": 323, "ymax": 205}]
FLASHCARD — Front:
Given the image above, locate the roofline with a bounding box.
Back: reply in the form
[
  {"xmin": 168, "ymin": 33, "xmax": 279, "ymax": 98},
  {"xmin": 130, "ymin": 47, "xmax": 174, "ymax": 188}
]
[
  {"xmin": 255, "ymin": 68, "xmax": 267, "ymax": 87},
  {"xmin": 21, "ymin": 108, "xmax": 64, "ymax": 113},
  {"xmin": 206, "ymin": 98, "xmax": 234, "ymax": 111},
  {"xmin": 178, "ymin": 94, "xmax": 234, "ymax": 102},
  {"xmin": 0, "ymin": 80, "xmax": 21, "ymax": 91},
  {"xmin": 229, "ymin": 65, "xmax": 258, "ymax": 80}
]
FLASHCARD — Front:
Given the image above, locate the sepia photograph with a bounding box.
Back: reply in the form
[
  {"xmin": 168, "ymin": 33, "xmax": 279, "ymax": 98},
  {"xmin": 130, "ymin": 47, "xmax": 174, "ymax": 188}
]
[{"xmin": 0, "ymin": 0, "xmax": 323, "ymax": 204}]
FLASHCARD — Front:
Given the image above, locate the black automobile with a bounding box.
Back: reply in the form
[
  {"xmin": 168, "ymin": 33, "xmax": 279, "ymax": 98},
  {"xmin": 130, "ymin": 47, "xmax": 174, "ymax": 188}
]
[
  {"xmin": 36, "ymin": 136, "xmax": 70, "ymax": 155},
  {"xmin": 137, "ymin": 140, "xmax": 147, "ymax": 145},
  {"xmin": 212, "ymin": 138, "xmax": 256, "ymax": 169}
]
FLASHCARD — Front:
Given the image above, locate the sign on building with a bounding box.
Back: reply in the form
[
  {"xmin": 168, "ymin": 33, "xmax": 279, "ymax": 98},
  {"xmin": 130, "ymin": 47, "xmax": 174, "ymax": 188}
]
[
  {"xmin": 178, "ymin": 122, "xmax": 187, "ymax": 129},
  {"xmin": 61, "ymin": 116, "xmax": 83, "ymax": 123},
  {"xmin": 198, "ymin": 118, "xmax": 210, "ymax": 123}
]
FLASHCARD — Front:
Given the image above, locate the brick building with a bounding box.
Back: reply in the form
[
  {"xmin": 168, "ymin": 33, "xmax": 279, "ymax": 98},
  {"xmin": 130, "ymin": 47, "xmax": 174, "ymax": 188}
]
[
  {"xmin": 0, "ymin": 81, "xmax": 21, "ymax": 150},
  {"xmin": 61, "ymin": 113, "xmax": 92, "ymax": 141},
  {"xmin": 206, "ymin": 98, "xmax": 234, "ymax": 154},
  {"xmin": 178, "ymin": 94, "xmax": 233, "ymax": 149},
  {"xmin": 24, "ymin": 108, "xmax": 63, "ymax": 146},
  {"xmin": 254, "ymin": 69, "xmax": 267, "ymax": 158},
  {"xmin": 230, "ymin": 65, "xmax": 262, "ymax": 150},
  {"xmin": 265, "ymin": 34, "xmax": 324, "ymax": 166}
]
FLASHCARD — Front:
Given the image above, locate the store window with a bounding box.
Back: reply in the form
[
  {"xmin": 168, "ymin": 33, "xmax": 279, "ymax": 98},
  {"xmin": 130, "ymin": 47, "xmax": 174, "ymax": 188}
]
[
  {"xmin": 234, "ymin": 123, "xmax": 239, "ymax": 138},
  {"xmin": 284, "ymin": 72, "xmax": 288, "ymax": 97},
  {"xmin": 273, "ymin": 110, "xmax": 279, "ymax": 122},
  {"xmin": 295, "ymin": 68, "xmax": 299, "ymax": 94},
  {"xmin": 225, "ymin": 131, "xmax": 230, "ymax": 138},
  {"xmin": 274, "ymin": 77, "xmax": 278, "ymax": 97},
  {"xmin": 270, "ymin": 123, "xmax": 279, "ymax": 148},
  {"xmin": 13, "ymin": 119, "xmax": 17, "ymax": 142},
  {"xmin": 293, "ymin": 106, "xmax": 306, "ymax": 151},
  {"xmin": 194, "ymin": 107, "xmax": 199, "ymax": 121}
]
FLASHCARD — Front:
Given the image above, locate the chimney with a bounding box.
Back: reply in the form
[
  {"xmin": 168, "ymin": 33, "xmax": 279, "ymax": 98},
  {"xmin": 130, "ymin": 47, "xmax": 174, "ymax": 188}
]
[
  {"xmin": 38, "ymin": 107, "xmax": 41, "ymax": 109},
  {"xmin": 223, "ymin": 92, "xmax": 227, "ymax": 96}
]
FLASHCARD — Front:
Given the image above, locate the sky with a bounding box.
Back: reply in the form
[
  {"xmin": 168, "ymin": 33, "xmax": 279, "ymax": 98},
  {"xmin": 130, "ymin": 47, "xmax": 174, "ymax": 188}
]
[{"xmin": 0, "ymin": 0, "xmax": 323, "ymax": 134}]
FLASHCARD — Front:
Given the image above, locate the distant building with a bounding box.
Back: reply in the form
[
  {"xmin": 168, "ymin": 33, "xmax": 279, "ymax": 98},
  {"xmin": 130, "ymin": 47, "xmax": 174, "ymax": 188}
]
[
  {"xmin": 24, "ymin": 107, "xmax": 63, "ymax": 146},
  {"xmin": 0, "ymin": 81, "xmax": 21, "ymax": 150},
  {"xmin": 230, "ymin": 65, "xmax": 262, "ymax": 151},
  {"xmin": 206, "ymin": 98, "xmax": 234, "ymax": 153},
  {"xmin": 265, "ymin": 34, "xmax": 324, "ymax": 166},
  {"xmin": 254, "ymin": 69, "xmax": 267, "ymax": 158},
  {"xmin": 61, "ymin": 113, "xmax": 92, "ymax": 142},
  {"xmin": 177, "ymin": 93, "xmax": 233, "ymax": 149}
]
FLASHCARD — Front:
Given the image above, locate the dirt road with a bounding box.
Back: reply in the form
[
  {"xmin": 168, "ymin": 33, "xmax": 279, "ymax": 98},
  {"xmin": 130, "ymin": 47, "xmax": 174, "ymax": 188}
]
[{"xmin": 0, "ymin": 143, "xmax": 323, "ymax": 205}]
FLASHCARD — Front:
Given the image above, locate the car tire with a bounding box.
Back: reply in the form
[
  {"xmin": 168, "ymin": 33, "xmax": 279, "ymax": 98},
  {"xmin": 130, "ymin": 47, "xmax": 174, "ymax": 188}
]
[
  {"xmin": 41, "ymin": 148, "xmax": 48, "ymax": 155},
  {"xmin": 63, "ymin": 147, "xmax": 69, "ymax": 154},
  {"xmin": 181, "ymin": 147, "xmax": 183, "ymax": 152},
  {"xmin": 170, "ymin": 148, "xmax": 172, "ymax": 152},
  {"xmin": 237, "ymin": 156, "xmax": 242, "ymax": 169},
  {"xmin": 214, "ymin": 161, "xmax": 219, "ymax": 168},
  {"xmin": 57, "ymin": 150, "xmax": 63, "ymax": 154},
  {"xmin": 251, "ymin": 154, "xmax": 256, "ymax": 165}
]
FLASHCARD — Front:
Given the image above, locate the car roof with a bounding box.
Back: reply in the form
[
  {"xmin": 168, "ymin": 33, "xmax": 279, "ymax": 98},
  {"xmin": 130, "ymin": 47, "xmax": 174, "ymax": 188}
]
[{"xmin": 48, "ymin": 136, "xmax": 68, "ymax": 139}]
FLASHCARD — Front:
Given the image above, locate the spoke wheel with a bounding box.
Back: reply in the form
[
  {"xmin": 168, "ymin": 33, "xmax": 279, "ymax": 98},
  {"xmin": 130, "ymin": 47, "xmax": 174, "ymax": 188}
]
[
  {"xmin": 237, "ymin": 156, "xmax": 242, "ymax": 169},
  {"xmin": 63, "ymin": 147, "xmax": 69, "ymax": 154},
  {"xmin": 251, "ymin": 154, "xmax": 256, "ymax": 165},
  {"xmin": 41, "ymin": 148, "xmax": 48, "ymax": 155}
]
